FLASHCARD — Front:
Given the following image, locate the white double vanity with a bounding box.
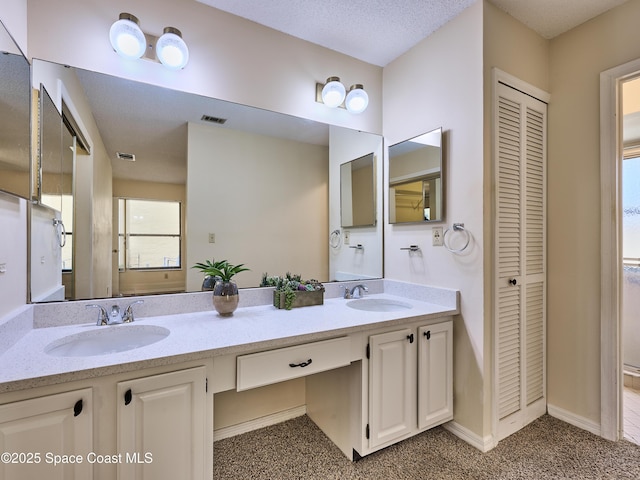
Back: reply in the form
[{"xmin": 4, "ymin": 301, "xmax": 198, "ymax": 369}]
[{"xmin": 0, "ymin": 279, "xmax": 458, "ymax": 479}]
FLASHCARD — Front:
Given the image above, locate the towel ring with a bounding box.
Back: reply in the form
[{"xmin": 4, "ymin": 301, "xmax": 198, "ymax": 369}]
[
  {"xmin": 53, "ymin": 218, "xmax": 66, "ymax": 248},
  {"xmin": 329, "ymin": 229, "xmax": 342, "ymax": 249},
  {"xmin": 443, "ymin": 223, "xmax": 470, "ymax": 253}
]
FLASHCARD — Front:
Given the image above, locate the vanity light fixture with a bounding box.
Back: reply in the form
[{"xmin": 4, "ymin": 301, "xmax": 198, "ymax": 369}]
[
  {"xmin": 109, "ymin": 13, "xmax": 146, "ymax": 60},
  {"xmin": 345, "ymin": 84, "xmax": 369, "ymax": 114},
  {"xmin": 109, "ymin": 13, "xmax": 190, "ymax": 70},
  {"xmin": 156, "ymin": 27, "xmax": 189, "ymax": 70},
  {"xmin": 320, "ymin": 77, "xmax": 346, "ymax": 108},
  {"xmin": 316, "ymin": 77, "xmax": 369, "ymax": 114}
]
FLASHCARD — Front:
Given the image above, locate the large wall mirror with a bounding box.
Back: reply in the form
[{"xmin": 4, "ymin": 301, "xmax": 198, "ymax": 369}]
[
  {"xmin": 388, "ymin": 127, "xmax": 443, "ymax": 224},
  {"xmin": 340, "ymin": 153, "xmax": 376, "ymax": 228},
  {"xmin": 0, "ymin": 20, "xmax": 31, "ymax": 200},
  {"xmin": 29, "ymin": 59, "xmax": 383, "ymax": 302}
]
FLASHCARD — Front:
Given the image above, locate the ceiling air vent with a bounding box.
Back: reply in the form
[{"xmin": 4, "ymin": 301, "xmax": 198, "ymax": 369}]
[
  {"xmin": 116, "ymin": 152, "xmax": 136, "ymax": 162},
  {"xmin": 201, "ymin": 115, "xmax": 227, "ymax": 124}
]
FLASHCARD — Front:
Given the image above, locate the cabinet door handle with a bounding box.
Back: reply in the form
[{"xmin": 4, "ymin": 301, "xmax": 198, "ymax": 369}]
[
  {"xmin": 424, "ymin": 330, "xmax": 431, "ymax": 340},
  {"xmin": 73, "ymin": 399, "xmax": 83, "ymax": 417},
  {"xmin": 407, "ymin": 333, "xmax": 414, "ymax": 343},
  {"xmin": 124, "ymin": 389, "xmax": 132, "ymax": 406},
  {"xmin": 289, "ymin": 359, "xmax": 313, "ymax": 368},
  {"xmin": 509, "ymin": 278, "xmax": 517, "ymax": 286}
]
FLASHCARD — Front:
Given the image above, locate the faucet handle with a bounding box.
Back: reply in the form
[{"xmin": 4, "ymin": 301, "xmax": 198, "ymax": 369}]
[
  {"xmin": 86, "ymin": 304, "xmax": 108, "ymax": 326},
  {"xmin": 123, "ymin": 300, "xmax": 144, "ymax": 323},
  {"xmin": 343, "ymin": 286, "xmax": 352, "ymax": 299}
]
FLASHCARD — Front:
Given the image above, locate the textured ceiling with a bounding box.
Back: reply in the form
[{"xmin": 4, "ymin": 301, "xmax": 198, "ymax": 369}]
[{"xmin": 196, "ymin": 0, "xmax": 629, "ymax": 66}]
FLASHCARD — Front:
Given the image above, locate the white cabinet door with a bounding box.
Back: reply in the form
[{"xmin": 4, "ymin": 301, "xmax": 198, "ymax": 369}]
[
  {"xmin": 0, "ymin": 388, "xmax": 93, "ymax": 480},
  {"xmin": 368, "ymin": 328, "xmax": 414, "ymax": 449},
  {"xmin": 418, "ymin": 322, "xmax": 453, "ymax": 430},
  {"xmin": 117, "ymin": 366, "xmax": 208, "ymax": 480}
]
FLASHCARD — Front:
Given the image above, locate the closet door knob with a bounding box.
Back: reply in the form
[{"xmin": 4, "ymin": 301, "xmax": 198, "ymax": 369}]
[{"xmin": 509, "ymin": 278, "xmax": 517, "ymax": 286}]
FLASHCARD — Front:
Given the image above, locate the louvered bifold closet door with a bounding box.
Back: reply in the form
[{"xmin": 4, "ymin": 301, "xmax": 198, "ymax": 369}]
[{"xmin": 495, "ymin": 82, "xmax": 547, "ymax": 441}]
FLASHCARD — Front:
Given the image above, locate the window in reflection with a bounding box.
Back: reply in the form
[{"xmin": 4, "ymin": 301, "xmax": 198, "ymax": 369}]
[{"xmin": 118, "ymin": 199, "xmax": 181, "ymax": 270}]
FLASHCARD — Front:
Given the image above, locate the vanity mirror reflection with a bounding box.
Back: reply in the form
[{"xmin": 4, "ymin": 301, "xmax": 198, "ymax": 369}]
[
  {"xmin": 0, "ymin": 20, "xmax": 31, "ymax": 200},
  {"xmin": 388, "ymin": 127, "xmax": 443, "ymax": 224},
  {"xmin": 29, "ymin": 59, "xmax": 383, "ymax": 302},
  {"xmin": 340, "ymin": 153, "xmax": 376, "ymax": 228}
]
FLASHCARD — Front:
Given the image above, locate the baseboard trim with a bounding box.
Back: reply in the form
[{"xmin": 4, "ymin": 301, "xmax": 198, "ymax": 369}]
[
  {"xmin": 214, "ymin": 406, "xmax": 307, "ymax": 442},
  {"xmin": 547, "ymin": 404, "xmax": 601, "ymax": 436},
  {"xmin": 443, "ymin": 421, "xmax": 495, "ymax": 452}
]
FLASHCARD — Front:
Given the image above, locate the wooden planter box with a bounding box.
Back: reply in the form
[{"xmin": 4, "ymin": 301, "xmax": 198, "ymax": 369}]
[{"xmin": 273, "ymin": 289, "xmax": 324, "ymax": 309}]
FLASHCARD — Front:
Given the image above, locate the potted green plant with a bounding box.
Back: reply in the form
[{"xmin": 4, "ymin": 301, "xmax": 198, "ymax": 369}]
[{"xmin": 193, "ymin": 259, "xmax": 249, "ymax": 316}]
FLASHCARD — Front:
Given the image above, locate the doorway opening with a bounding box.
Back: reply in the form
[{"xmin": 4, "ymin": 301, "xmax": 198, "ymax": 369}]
[{"xmin": 621, "ymin": 76, "xmax": 640, "ymax": 445}]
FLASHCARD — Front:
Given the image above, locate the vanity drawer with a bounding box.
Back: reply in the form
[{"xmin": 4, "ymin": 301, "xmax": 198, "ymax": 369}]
[{"xmin": 236, "ymin": 337, "xmax": 351, "ymax": 391}]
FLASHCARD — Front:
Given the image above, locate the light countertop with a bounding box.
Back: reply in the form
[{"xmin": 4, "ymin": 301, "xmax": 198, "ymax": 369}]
[{"xmin": 0, "ymin": 282, "xmax": 459, "ymax": 394}]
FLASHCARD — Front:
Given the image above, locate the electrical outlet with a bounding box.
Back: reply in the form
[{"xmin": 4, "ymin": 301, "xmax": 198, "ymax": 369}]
[
  {"xmin": 344, "ymin": 230, "xmax": 350, "ymax": 245},
  {"xmin": 432, "ymin": 226, "xmax": 444, "ymax": 246},
  {"xmin": 208, "ymin": 233, "xmax": 215, "ymax": 243}
]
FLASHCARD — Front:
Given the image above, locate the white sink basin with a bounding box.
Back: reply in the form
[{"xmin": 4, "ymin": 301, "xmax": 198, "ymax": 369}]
[
  {"xmin": 45, "ymin": 325, "xmax": 170, "ymax": 357},
  {"xmin": 347, "ymin": 298, "xmax": 413, "ymax": 312}
]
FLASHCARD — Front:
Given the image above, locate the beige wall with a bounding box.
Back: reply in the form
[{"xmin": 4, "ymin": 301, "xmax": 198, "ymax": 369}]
[
  {"xmin": 214, "ymin": 379, "xmax": 305, "ymax": 431},
  {"xmin": 186, "ymin": 123, "xmax": 329, "ymax": 289},
  {"xmin": 547, "ymin": 0, "xmax": 640, "ymax": 425},
  {"xmin": 483, "ymin": 1, "xmax": 550, "ymax": 437},
  {"xmin": 383, "ymin": 2, "xmax": 485, "ymax": 438}
]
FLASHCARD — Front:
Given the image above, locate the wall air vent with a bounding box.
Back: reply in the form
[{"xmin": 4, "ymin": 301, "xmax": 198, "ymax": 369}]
[
  {"xmin": 116, "ymin": 152, "xmax": 136, "ymax": 162},
  {"xmin": 201, "ymin": 115, "xmax": 227, "ymax": 124}
]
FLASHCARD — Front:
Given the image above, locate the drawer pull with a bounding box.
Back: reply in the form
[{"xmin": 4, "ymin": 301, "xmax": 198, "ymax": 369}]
[{"xmin": 289, "ymin": 359, "xmax": 313, "ymax": 368}]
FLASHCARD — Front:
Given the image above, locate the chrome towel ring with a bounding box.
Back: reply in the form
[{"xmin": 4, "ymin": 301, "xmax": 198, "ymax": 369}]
[
  {"xmin": 443, "ymin": 223, "xmax": 470, "ymax": 253},
  {"xmin": 53, "ymin": 218, "xmax": 66, "ymax": 248},
  {"xmin": 329, "ymin": 229, "xmax": 342, "ymax": 249}
]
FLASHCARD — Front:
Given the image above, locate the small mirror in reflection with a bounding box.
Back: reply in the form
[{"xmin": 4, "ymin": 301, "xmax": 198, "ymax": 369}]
[{"xmin": 340, "ymin": 153, "xmax": 376, "ymax": 228}]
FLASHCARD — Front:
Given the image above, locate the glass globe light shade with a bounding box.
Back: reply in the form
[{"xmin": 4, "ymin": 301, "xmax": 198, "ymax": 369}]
[
  {"xmin": 321, "ymin": 77, "xmax": 346, "ymax": 108},
  {"xmin": 109, "ymin": 13, "xmax": 146, "ymax": 60},
  {"xmin": 156, "ymin": 28, "xmax": 189, "ymax": 70},
  {"xmin": 345, "ymin": 85, "xmax": 369, "ymax": 114}
]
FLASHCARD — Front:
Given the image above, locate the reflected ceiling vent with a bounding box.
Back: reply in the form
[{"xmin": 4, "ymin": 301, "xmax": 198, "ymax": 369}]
[
  {"xmin": 201, "ymin": 114, "xmax": 227, "ymax": 124},
  {"xmin": 116, "ymin": 151, "xmax": 136, "ymax": 162}
]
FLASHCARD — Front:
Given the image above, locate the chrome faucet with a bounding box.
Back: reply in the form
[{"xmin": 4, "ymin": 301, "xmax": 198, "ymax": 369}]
[
  {"xmin": 86, "ymin": 300, "xmax": 144, "ymax": 325},
  {"xmin": 344, "ymin": 284, "xmax": 368, "ymax": 299}
]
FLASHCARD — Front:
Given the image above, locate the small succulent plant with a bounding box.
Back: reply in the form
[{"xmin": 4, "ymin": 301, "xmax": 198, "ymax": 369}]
[{"xmin": 261, "ymin": 272, "xmax": 324, "ymax": 310}]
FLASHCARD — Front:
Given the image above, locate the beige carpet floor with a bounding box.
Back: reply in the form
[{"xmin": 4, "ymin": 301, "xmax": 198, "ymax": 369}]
[{"xmin": 213, "ymin": 414, "xmax": 640, "ymax": 479}]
